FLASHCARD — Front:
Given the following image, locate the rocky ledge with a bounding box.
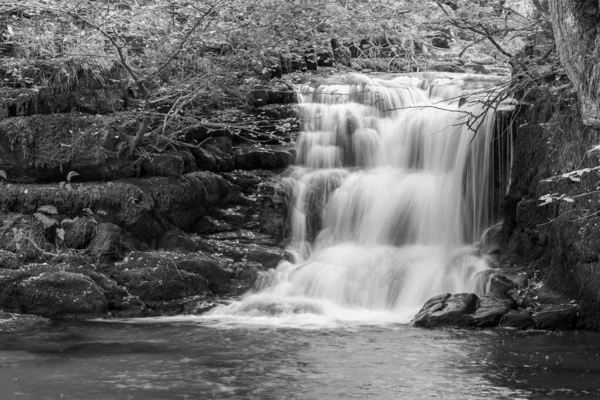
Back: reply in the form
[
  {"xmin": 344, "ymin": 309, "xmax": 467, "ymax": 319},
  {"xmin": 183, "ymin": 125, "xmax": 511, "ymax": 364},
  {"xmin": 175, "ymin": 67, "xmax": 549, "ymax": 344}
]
[{"xmin": 412, "ymin": 266, "xmax": 580, "ymax": 331}]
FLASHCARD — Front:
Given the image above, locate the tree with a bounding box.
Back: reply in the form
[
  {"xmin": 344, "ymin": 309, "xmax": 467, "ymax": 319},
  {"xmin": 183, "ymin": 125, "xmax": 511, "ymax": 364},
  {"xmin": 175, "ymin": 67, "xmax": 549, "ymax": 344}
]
[{"xmin": 548, "ymin": 0, "xmax": 600, "ymax": 129}]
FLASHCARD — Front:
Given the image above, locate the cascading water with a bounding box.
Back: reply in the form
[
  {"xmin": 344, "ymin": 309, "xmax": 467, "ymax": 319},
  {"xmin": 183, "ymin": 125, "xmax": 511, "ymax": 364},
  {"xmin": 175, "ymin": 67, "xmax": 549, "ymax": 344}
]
[{"xmin": 208, "ymin": 72, "xmax": 510, "ymax": 326}]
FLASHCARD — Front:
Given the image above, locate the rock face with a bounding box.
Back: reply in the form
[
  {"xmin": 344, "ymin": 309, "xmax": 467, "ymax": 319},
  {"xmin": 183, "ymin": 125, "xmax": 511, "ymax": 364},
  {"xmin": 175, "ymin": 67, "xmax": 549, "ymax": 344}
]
[{"xmin": 504, "ymin": 82, "xmax": 600, "ymax": 330}]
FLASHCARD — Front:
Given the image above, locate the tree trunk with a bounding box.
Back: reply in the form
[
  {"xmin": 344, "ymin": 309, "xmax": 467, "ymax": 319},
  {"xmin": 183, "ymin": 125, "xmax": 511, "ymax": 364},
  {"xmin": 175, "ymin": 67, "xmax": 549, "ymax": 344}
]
[{"xmin": 548, "ymin": 0, "xmax": 600, "ymax": 129}]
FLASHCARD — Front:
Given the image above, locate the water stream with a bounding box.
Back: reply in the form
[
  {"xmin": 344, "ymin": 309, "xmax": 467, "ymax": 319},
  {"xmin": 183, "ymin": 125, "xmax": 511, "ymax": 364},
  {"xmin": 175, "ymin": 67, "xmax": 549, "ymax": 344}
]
[{"xmin": 210, "ymin": 72, "xmax": 510, "ymax": 325}]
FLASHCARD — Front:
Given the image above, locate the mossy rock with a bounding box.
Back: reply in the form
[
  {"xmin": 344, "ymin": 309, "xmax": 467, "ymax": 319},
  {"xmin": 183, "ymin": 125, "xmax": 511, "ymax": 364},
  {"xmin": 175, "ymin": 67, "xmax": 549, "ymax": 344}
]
[
  {"xmin": 0, "ymin": 171, "xmax": 239, "ymax": 243},
  {"xmin": 0, "ymin": 113, "xmax": 136, "ymax": 182},
  {"xmin": 115, "ymin": 251, "xmax": 234, "ymax": 293},
  {"xmin": 0, "ymin": 270, "xmax": 108, "ymax": 317},
  {"xmin": 112, "ymin": 263, "xmax": 209, "ymax": 302},
  {"xmin": 0, "ymin": 214, "xmax": 52, "ymax": 261}
]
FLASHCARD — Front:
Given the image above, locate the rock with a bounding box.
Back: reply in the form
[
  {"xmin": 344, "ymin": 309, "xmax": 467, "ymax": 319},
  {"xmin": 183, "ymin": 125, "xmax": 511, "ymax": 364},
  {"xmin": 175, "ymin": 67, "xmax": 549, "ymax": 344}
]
[
  {"xmin": 499, "ymin": 310, "xmax": 535, "ymax": 330},
  {"xmin": 0, "ymin": 214, "xmax": 51, "ymax": 261},
  {"xmin": 63, "ymin": 217, "xmax": 96, "ymax": 250},
  {"xmin": 246, "ymin": 245, "xmax": 287, "ymax": 269},
  {"xmin": 429, "ymin": 63, "xmax": 466, "ymax": 73},
  {"xmin": 536, "ymin": 287, "xmax": 571, "ymax": 305},
  {"xmin": 534, "ymin": 304, "xmax": 578, "ymax": 330},
  {"xmin": 113, "ymin": 264, "xmax": 209, "ymax": 302},
  {"xmin": 0, "ymin": 249, "xmax": 20, "ymax": 269},
  {"xmin": 0, "ymin": 114, "xmax": 136, "ymax": 183},
  {"xmin": 471, "ymin": 292, "xmax": 517, "ymax": 328},
  {"xmin": 431, "ymin": 36, "xmax": 450, "ymax": 49},
  {"xmin": 488, "ymin": 274, "xmax": 517, "ymax": 294},
  {"xmin": 251, "ymin": 89, "xmax": 270, "ymax": 107},
  {"xmin": 88, "ymin": 223, "xmax": 123, "ymax": 260},
  {"xmin": 140, "ymin": 152, "xmax": 185, "ymax": 177},
  {"xmin": 0, "ymin": 271, "xmax": 108, "ymax": 317},
  {"xmin": 0, "ymin": 312, "xmax": 50, "ymax": 333},
  {"xmin": 226, "ymin": 261, "xmax": 263, "ymax": 295},
  {"xmin": 411, "ymin": 293, "xmax": 478, "ymax": 328},
  {"xmin": 115, "ymin": 251, "xmax": 234, "ymax": 294},
  {"xmin": 157, "ymin": 229, "xmax": 212, "ymax": 253},
  {"xmin": 235, "ymin": 148, "xmax": 294, "ymax": 170}
]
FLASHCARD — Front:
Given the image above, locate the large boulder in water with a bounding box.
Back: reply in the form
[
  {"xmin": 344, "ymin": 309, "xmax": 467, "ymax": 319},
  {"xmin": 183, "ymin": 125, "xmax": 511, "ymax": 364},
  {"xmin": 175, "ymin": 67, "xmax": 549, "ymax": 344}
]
[{"xmin": 411, "ymin": 293, "xmax": 478, "ymax": 328}]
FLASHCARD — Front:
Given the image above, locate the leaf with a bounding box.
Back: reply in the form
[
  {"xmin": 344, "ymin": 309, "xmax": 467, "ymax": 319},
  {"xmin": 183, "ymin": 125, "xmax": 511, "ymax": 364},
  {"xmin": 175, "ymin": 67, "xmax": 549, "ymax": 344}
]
[
  {"xmin": 569, "ymin": 176, "xmax": 581, "ymax": 182},
  {"xmin": 0, "ymin": 170, "xmax": 6, "ymax": 180},
  {"xmin": 59, "ymin": 181, "xmax": 66, "ymax": 190},
  {"xmin": 563, "ymin": 197, "xmax": 575, "ymax": 203},
  {"xmin": 60, "ymin": 218, "xmax": 75, "ymax": 226},
  {"xmin": 83, "ymin": 208, "xmax": 94, "ymax": 215},
  {"xmin": 67, "ymin": 171, "xmax": 80, "ymax": 182},
  {"xmin": 37, "ymin": 205, "xmax": 58, "ymax": 215},
  {"xmin": 56, "ymin": 228, "xmax": 65, "ymax": 241},
  {"xmin": 34, "ymin": 213, "xmax": 57, "ymax": 229},
  {"xmin": 66, "ymin": 183, "xmax": 73, "ymax": 191}
]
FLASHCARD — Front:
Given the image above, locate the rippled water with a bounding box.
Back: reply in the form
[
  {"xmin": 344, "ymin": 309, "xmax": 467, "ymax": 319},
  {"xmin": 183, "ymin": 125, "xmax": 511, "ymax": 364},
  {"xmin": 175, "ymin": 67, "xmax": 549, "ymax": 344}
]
[{"xmin": 1, "ymin": 320, "xmax": 599, "ymax": 399}]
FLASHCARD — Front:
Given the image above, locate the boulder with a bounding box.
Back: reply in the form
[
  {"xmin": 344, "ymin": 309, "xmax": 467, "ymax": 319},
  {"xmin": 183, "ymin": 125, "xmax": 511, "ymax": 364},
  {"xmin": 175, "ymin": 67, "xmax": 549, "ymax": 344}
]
[
  {"xmin": 235, "ymin": 149, "xmax": 294, "ymax": 170},
  {"xmin": 0, "ymin": 312, "xmax": 50, "ymax": 333},
  {"xmin": 113, "ymin": 264, "xmax": 209, "ymax": 302},
  {"xmin": 499, "ymin": 310, "xmax": 535, "ymax": 330},
  {"xmin": 534, "ymin": 304, "xmax": 578, "ymax": 330},
  {"xmin": 115, "ymin": 251, "xmax": 234, "ymax": 294},
  {"xmin": 140, "ymin": 152, "xmax": 185, "ymax": 177},
  {"xmin": 63, "ymin": 217, "xmax": 96, "ymax": 250},
  {"xmin": 157, "ymin": 229, "xmax": 212, "ymax": 253},
  {"xmin": 411, "ymin": 293, "xmax": 478, "ymax": 328},
  {"xmin": 88, "ymin": 223, "xmax": 123, "ymax": 260},
  {"xmin": 0, "ymin": 270, "xmax": 108, "ymax": 317},
  {"xmin": 471, "ymin": 292, "xmax": 517, "ymax": 328},
  {"xmin": 0, "ymin": 214, "xmax": 51, "ymax": 261}
]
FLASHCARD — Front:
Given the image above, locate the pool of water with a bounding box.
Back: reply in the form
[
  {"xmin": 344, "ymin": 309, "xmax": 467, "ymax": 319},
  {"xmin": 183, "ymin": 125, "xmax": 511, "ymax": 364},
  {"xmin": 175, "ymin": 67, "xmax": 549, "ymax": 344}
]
[{"xmin": 1, "ymin": 319, "xmax": 599, "ymax": 399}]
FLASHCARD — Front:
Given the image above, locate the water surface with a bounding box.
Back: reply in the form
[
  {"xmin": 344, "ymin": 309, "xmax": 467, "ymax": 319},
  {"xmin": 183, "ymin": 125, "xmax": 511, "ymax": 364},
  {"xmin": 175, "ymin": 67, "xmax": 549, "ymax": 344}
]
[{"xmin": 1, "ymin": 320, "xmax": 599, "ymax": 399}]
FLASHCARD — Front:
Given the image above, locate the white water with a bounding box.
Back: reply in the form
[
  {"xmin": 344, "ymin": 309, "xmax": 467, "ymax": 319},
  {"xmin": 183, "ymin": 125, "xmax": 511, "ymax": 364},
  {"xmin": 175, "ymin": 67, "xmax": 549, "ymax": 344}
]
[{"xmin": 208, "ymin": 73, "xmax": 508, "ymax": 326}]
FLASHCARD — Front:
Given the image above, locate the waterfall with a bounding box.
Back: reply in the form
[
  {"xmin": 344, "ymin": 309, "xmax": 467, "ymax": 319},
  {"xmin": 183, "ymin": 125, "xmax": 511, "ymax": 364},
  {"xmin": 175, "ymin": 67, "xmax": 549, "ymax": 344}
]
[{"xmin": 209, "ymin": 72, "xmax": 510, "ymax": 325}]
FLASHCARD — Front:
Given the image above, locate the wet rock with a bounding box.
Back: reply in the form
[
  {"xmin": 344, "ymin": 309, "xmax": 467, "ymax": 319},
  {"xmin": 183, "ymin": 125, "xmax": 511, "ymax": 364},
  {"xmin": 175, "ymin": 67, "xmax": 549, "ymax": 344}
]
[
  {"xmin": 113, "ymin": 263, "xmax": 209, "ymax": 302},
  {"xmin": 246, "ymin": 245, "xmax": 288, "ymax": 269},
  {"xmin": 225, "ymin": 261, "xmax": 263, "ymax": 295},
  {"xmin": 235, "ymin": 148, "xmax": 294, "ymax": 170},
  {"xmin": 534, "ymin": 304, "xmax": 578, "ymax": 330},
  {"xmin": 488, "ymin": 274, "xmax": 517, "ymax": 295},
  {"xmin": 499, "ymin": 310, "xmax": 535, "ymax": 330},
  {"xmin": 115, "ymin": 251, "xmax": 234, "ymax": 294},
  {"xmin": 0, "ymin": 271, "xmax": 108, "ymax": 317},
  {"xmin": 411, "ymin": 293, "xmax": 478, "ymax": 328},
  {"xmin": 0, "ymin": 312, "xmax": 50, "ymax": 333},
  {"xmin": 536, "ymin": 287, "xmax": 571, "ymax": 305},
  {"xmin": 88, "ymin": 223, "xmax": 123, "ymax": 260},
  {"xmin": 63, "ymin": 217, "xmax": 96, "ymax": 250},
  {"xmin": 471, "ymin": 292, "xmax": 517, "ymax": 328}
]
